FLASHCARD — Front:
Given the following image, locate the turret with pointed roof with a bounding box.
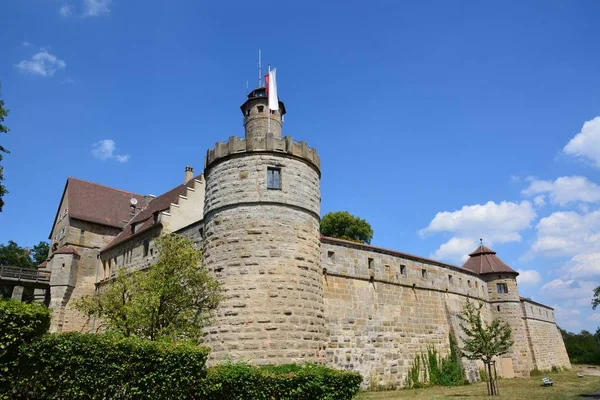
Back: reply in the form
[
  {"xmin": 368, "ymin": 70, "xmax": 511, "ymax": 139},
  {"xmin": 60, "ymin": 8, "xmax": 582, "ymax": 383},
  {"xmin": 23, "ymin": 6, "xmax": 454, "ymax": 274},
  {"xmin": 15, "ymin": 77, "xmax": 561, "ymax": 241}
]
[{"xmin": 461, "ymin": 245, "xmax": 518, "ymax": 276}]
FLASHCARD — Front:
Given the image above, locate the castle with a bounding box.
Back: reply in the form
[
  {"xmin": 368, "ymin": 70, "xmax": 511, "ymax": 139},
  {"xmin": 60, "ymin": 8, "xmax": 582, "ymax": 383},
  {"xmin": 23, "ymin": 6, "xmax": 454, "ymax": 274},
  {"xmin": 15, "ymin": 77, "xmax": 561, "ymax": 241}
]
[{"xmin": 33, "ymin": 83, "xmax": 570, "ymax": 387}]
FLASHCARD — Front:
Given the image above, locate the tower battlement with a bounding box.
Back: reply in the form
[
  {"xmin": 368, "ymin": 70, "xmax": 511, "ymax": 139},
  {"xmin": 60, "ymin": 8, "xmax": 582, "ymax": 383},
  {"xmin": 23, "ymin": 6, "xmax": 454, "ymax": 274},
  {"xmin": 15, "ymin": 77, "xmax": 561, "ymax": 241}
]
[{"xmin": 204, "ymin": 134, "xmax": 320, "ymax": 172}]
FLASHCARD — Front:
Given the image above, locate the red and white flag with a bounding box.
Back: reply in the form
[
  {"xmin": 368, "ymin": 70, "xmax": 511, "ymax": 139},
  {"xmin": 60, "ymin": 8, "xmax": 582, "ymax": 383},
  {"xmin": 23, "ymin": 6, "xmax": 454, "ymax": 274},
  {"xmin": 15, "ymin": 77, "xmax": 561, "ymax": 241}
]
[{"xmin": 264, "ymin": 68, "xmax": 279, "ymax": 111}]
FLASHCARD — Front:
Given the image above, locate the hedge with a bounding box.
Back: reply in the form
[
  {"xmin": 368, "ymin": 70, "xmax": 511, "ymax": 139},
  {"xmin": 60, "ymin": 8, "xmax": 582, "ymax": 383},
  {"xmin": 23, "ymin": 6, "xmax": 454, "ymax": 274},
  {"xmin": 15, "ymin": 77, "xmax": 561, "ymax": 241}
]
[
  {"xmin": 2, "ymin": 333, "xmax": 209, "ymax": 400},
  {"xmin": 0, "ymin": 300, "xmax": 50, "ymax": 359},
  {"xmin": 199, "ymin": 363, "xmax": 363, "ymax": 400}
]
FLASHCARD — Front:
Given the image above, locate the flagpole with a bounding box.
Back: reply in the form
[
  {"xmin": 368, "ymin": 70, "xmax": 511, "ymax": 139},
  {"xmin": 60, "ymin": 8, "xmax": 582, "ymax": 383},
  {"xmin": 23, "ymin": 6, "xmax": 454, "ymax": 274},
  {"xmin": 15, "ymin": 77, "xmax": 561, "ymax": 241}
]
[{"xmin": 267, "ymin": 65, "xmax": 271, "ymax": 134}]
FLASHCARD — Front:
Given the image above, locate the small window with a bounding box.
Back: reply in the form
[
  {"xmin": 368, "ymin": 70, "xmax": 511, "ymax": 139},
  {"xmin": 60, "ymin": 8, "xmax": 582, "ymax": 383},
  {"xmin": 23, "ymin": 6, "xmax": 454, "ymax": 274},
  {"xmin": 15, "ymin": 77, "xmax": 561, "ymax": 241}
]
[
  {"xmin": 497, "ymin": 306, "xmax": 501, "ymax": 312},
  {"xmin": 400, "ymin": 265, "xmax": 407, "ymax": 275},
  {"xmin": 468, "ymin": 280, "xmax": 472, "ymax": 288},
  {"xmin": 448, "ymin": 275, "xmax": 453, "ymax": 284},
  {"xmin": 143, "ymin": 240, "xmax": 150, "ymax": 257},
  {"xmin": 199, "ymin": 227, "xmax": 204, "ymax": 238},
  {"xmin": 497, "ymin": 283, "xmax": 508, "ymax": 294},
  {"xmin": 327, "ymin": 251, "xmax": 335, "ymax": 261},
  {"xmin": 257, "ymin": 105, "xmax": 264, "ymax": 113},
  {"xmin": 475, "ymin": 281, "xmax": 479, "ymax": 288},
  {"xmin": 62, "ymin": 263, "xmax": 65, "ymax": 268},
  {"xmin": 267, "ymin": 167, "xmax": 281, "ymax": 189},
  {"xmin": 421, "ymin": 269, "xmax": 427, "ymax": 279},
  {"xmin": 368, "ymin": 258, "xmax": 374, "ymax": 269},
  {"xmin": 150, "ymin": 248, "xmax": 154, "ymax": 257}
]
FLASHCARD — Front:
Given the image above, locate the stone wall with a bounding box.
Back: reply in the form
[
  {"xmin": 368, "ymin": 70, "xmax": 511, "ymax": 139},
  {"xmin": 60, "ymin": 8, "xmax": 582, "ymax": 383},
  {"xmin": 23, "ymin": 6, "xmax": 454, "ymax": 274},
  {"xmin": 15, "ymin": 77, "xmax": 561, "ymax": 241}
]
[
  {"xmin": 321, "ymin": 239, "xmax": 492, "ymax": 388},
  {"xmin": 203, "ymin": 152, "xmax": 325, "ymax": 365},
  {"xmin": 521, "ymin": 299, "xmax": 571, "ymax": 371},
  {"xmin": 49, "ymin": 219, "xmax": 123, "ymax": 333}
]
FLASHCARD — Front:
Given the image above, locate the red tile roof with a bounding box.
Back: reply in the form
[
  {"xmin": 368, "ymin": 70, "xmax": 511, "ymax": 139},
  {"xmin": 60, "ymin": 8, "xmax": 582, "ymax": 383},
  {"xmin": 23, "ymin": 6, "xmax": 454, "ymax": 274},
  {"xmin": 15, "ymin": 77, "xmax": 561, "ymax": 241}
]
[
  {"xmin": 53, "ymin": 245, "xmax": 80, "ymax": 257},
  {"xmin": 65, "ymin": 177, "xmax": 145, "ymax": 229},
  {"xmin": 102, "ymin": 175, "xmax": 202, "ymax": 252},
  {"xmin": 461, "ymin": 245, "xmax": 518, "ymax": 275}
]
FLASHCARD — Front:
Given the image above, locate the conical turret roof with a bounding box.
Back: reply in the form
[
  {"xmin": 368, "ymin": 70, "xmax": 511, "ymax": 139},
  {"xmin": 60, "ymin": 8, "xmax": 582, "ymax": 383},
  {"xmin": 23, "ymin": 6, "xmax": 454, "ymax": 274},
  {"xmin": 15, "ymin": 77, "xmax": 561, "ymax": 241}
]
[{"xmin": 462, "ymin": 245, "xmax": 518, "ymax": 275}]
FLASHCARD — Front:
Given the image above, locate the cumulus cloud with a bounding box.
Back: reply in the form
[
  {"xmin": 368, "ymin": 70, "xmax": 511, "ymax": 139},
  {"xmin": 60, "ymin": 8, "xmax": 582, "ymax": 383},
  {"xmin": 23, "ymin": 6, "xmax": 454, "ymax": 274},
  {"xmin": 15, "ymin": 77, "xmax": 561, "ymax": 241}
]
[
  {"xmin": 91, "ymin": 139, "xmax": 130, "ymax": 163},
  {"xmin": 421, "ymin": 200, "xmax": 535, "ymax": 262},
  {"xmin": 14, "ymin": 50, "xmax": 66, "ymax": 77},
  {"xmin": 564, "ymin": 116, "xmax": 600, "ymax": 168},
  {"xmin": 553, "ymin": 304, "xmax": 582, "ymax": 331},
  {"xmin": 541, "ymin": 279, "xmax": 596, "ymax": 307},
  {"xmin": 431, "ymin": 237, "xmax": 477, "ymax": 263},
  {"xmin": 522, "ymin": 176, "xmax": 600, "ymax": 206},
  {"xmin": 59, "ymin": 4, "xmax": 72, "ymax": 17},
  {"xmin": 567, "ymin": 252, "xmax": 600, "ymax": 279},
  {"xmin": 533, "ymin": 195, "xmax": 546, "ymax": 208},
  {"xmin": 530, "ymin": 210, "xmax": 600, "ymax": 258},
  {"xmin": 516, "ymin": 270, "xmax": 541, "ymax": 286},
  {"xmin": 83, "ymin": 0, "xmax": 111, "ymax": 17}
]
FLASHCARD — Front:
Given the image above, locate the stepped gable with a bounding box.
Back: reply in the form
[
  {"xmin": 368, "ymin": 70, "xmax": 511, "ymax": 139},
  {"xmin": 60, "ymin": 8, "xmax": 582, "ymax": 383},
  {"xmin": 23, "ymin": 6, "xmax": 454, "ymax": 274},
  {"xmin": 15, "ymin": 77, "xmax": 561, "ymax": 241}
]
[
  {"xmin": 103, "ymin": 174, "xmax": 202, "ymax": 251},
  {"xmin": 461, "ymin": 245, "xmax": 518, "ymax": 275},
  {"xmin": 61, "ymin": 177, "xmax": 144, "ymax": 229}
]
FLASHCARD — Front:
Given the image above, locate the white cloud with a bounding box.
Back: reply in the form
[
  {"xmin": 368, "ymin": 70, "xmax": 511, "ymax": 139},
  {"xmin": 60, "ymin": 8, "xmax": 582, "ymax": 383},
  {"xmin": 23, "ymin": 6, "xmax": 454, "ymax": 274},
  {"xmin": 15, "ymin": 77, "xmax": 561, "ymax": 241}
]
[
  {"xmin": 567, "ymin": 252, "xmax": 600, "ymax": 279},
  {"xmin": 91, "ymin": 139, "xmax": 130, "ymax": 162},
  {"xmin": 516, "ymin": 269, "xmax": 541, "ymax": 286},
  {"xmin": 21, "ymin": 41, "xmax": 32, "ymax": 47},
  {"xmin": 431, "ymin": 237, "xmax": 477, "ymax": 263},
  {"xmin": 522, "ymin": 176, "xmax": 600, "ymax": 206},
  {"xmin": 530, "ymin": 209, "xmax": 600, "ymax": 258},
  {"xmin": 83, "ymin": 0, "xmax": 111, "ymax": 17},
  {"xmin": 61, "ymin": 77, "xmax": 75, "ymax": 85},
  {"xmin": 541, "ymin": 279, "xmax": 596, "ymax": 307},
  {"xmin": 553, "ymin": 304, "xmax": 582, "ymax": 331},
  {"xmin": 59, "ymin": 4, "xmax": 72, "ymax": 17},
  {"xmin": 564, "ymin": 116, "xmax": 600, "ymax": 168},
  {"xmin": 533, "ymin": 195, "xmax": 546, "ymax": 208},
  {"xmin": 14, "ymin": 50, "xmax": 66, "ymax": 77},
  {"xmin": 115, "ymin": 154, "xmax": 130, "ymax": 163},
  {"xmin": 422, "ymin": 201, "xmax": 535, "ymax": 263},
  {"xmin": 421, "ymin": 201, "xmax": 536, "ymax": 242}
]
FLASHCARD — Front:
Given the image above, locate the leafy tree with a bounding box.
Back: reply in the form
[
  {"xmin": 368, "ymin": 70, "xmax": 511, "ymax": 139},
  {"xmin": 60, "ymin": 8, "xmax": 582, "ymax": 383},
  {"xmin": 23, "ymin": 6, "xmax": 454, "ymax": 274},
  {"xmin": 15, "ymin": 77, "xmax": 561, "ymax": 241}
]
[
  {"xmin": 560, "ymin": 327, "xmax": 600, "ymax": 364},
  {"xmin": 30, "ymin": 241, "xmax": 50, "ymax": 265},
  {"xmin": 320, "ymin": 211, "xmax": 374, "ymax": 244},
  {"xmin": 459, "ymin": 299, "xmax": 513, "ymax": 396},
  {"xmin": 0, "ymin": 83, "xmax": 9, "ymax": 213},
  {"xmin": 592, "ymin": 286, "xmax": 600, "ymax": 310},
  {"xmin": 75, "ymin": 233, "xmax": 222, "ymax": 343},
  {"xmin": 0, "ymin": 240, "xmax": 34, "ymax": 268}
]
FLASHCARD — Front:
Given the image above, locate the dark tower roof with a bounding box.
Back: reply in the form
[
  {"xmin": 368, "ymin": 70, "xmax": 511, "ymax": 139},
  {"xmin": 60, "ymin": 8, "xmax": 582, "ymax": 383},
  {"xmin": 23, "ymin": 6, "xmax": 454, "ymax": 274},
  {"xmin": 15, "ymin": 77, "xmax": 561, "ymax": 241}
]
[
  {"xmin": 461, "ymin": 245, "xmax": 518, "ymax": 275},
  {"xmin": 240, "ymin": 87, "xmax": 286, "ymax": 116}
]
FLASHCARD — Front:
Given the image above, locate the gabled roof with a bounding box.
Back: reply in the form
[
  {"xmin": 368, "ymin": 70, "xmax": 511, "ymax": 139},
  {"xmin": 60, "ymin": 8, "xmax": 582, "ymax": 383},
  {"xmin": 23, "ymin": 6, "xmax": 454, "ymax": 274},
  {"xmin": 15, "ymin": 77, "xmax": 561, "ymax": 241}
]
[
  {"xmin": 49, "ymin": 177, "xmax": 144, "ymax": 237},
  {"xmin": 102, "ymin": 175, "xmax": 202, "ymax": 252},
  {"xmin": 461, "ymin": 245, "xmax": 518, "ymax": 275}
]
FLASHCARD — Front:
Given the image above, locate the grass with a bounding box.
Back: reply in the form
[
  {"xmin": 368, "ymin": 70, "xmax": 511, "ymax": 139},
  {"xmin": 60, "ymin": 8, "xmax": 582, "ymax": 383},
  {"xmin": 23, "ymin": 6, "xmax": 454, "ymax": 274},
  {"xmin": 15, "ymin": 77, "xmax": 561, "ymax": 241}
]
[{"xmin": 357, "ymin": 370, "xmax": 600, "ymax": 400}]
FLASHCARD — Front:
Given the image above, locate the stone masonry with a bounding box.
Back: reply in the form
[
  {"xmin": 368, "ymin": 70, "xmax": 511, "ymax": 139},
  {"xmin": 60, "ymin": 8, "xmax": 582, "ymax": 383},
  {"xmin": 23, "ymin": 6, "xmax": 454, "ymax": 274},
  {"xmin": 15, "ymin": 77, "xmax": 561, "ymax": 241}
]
[{"xmin": 42, "ymin": 83, "xmax": 571, "ymax": 389}]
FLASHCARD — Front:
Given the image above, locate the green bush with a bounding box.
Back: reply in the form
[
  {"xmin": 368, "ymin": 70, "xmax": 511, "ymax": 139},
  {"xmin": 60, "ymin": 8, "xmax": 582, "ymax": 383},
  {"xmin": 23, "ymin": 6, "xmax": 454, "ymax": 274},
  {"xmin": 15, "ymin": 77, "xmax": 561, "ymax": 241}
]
[
  {"xmin": 199, "ymin": 362, "xmax": 363, "ymax": 400},
  {"xmin": 0, "ymin": 299, "xmax": 50, "ymax": 359},
  {"xmin": 3, "ymin": 333, "xmax": 209, "ymax": 400}
]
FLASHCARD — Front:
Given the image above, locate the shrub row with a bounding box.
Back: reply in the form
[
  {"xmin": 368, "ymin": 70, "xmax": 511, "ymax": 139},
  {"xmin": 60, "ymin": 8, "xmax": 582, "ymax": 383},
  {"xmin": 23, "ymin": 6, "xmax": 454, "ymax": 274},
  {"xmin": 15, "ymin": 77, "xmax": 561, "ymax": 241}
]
[
  {"xmin": 200, "ymin": 363, "xmax": 362, "ymax": 400},
  {"xmin": 0, "ymin": 301, "xmax": 362, "ymax": 399},
  {"xmin": 2, "ymin": 333, "xmax": 209, "ymax": 400}
]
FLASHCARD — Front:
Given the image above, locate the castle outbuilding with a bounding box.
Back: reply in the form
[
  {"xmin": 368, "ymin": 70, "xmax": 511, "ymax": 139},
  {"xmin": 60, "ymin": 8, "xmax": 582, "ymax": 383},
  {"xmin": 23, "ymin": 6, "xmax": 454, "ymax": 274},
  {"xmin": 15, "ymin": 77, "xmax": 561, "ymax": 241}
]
[{"xmin": 39, "ymin": 81, "xmax": 570, "ymax": 388}]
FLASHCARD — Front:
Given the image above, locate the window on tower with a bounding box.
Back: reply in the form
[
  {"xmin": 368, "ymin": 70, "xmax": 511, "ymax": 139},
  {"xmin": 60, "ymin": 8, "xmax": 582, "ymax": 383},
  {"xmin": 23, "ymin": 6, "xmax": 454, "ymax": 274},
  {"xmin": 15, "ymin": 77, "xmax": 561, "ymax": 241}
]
[
  {"xmin": 497, "ymin": 283, "xmax": 508, "ymax": 294},
  {"xmin": 267, "ymin": 167, "xmax": 281, "ymax": 189}
]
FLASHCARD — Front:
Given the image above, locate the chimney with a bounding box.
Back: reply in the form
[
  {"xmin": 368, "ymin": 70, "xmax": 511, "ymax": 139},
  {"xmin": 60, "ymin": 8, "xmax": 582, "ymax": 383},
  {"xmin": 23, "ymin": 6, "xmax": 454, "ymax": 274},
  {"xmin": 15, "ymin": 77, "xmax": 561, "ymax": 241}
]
[{"xmin": 185, "ymin": 166, "xmax": 194, "ymax": 183}]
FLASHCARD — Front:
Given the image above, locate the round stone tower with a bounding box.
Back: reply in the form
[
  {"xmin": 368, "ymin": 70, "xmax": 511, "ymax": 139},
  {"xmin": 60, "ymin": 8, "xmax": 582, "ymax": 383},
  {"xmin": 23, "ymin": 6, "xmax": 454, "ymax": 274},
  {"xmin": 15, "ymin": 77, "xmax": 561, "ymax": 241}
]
[
  {"xmin": 202, "ymin": 86, "xmax": 326, "ymax": 365},
  {"xmin": 462, "ymin": 245, "xmax": 533, "ymax": 377}
]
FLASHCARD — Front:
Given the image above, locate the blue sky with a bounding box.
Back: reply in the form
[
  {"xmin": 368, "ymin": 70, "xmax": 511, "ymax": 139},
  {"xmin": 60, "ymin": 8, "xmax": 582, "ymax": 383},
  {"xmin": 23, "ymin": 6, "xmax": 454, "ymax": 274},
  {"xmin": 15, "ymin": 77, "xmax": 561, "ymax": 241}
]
[{"xmin": 2, "ymin": 0, "xmax": 600, "ymax": 331}]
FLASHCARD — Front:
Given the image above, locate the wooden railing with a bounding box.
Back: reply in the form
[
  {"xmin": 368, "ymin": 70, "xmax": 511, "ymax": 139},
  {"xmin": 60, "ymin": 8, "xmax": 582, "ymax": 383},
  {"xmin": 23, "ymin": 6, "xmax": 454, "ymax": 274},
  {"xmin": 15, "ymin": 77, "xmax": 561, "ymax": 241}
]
[{"xmin": 0, "ymin": 266, "xmax": 51, "ymax": 284}]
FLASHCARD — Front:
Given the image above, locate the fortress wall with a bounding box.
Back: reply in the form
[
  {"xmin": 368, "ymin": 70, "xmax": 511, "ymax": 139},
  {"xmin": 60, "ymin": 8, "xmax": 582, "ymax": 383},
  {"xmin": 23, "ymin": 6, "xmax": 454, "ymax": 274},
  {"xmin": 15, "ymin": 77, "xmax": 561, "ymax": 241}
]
[
  {"xmin": 321, "ymin": 240, "xmax": 492, "ymax": 388},
  {"xmin": 521, "ymin": 299, "xmax": 571, "ymax": 371}
]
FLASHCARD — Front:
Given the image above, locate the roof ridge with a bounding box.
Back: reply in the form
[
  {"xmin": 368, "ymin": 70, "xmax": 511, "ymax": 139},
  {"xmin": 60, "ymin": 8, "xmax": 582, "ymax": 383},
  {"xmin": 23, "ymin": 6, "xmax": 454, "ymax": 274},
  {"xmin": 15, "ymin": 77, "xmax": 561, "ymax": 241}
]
[{"xmin": 68, "ymin": 177, "xmax": 143, "ymax": 197}]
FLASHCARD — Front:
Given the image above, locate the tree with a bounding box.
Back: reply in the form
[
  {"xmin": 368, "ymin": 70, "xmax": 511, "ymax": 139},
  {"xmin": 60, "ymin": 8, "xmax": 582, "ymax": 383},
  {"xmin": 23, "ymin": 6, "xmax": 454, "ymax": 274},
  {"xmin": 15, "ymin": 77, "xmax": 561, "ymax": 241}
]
[
  {"xmin": 459, "ymin": 299, "xmax": 513, "ymax": 396},
  {"xmin": 74, "ymin": 233, "xmax": 222, "ymax": 343},
  {"xmin": 592, "ymin": 286, "xmax": 600, "ymax": 310},
  {"xmin": 320, "ymin": 211, "xmax": 374, "ymax": 244},
  {"xmin": 0, "ymin": 241, "xmax": 34, "ymax": 268},
  {"xmin": 0, "ymin": 83, "xmax": 9, "ymax": 213},
  {"xmin": 30, "ymin": 242, "xmax": 49, "ymax": 265}
]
